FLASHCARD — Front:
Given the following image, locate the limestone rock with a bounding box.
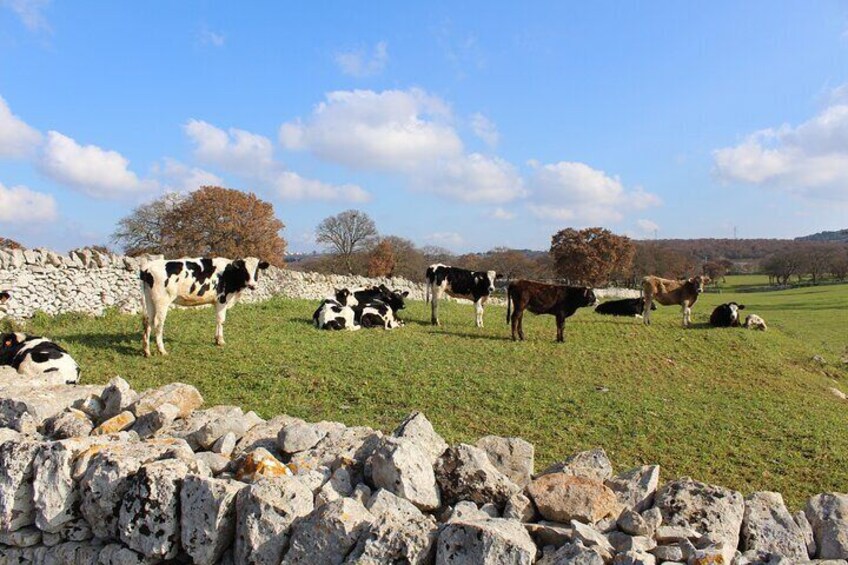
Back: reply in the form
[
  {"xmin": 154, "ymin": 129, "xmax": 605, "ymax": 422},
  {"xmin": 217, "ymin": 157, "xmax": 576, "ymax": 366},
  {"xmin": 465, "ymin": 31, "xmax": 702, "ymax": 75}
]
[
  {"xmin": 0, "ymin": 383, "xmax": 102, "ymax": 432},
  {"xmin": 129, "ymin": 382, "xmax": 203, "ymax": 419},
  {"xmin": 347, "ymin": 504, "xmax": 438, "ymax": 564},
  {"xmin": 571, "ymin": 520, "xmax": 615, "ymax": 562},
  {"xmin": 392, "ymin": 411, "xmax": 449, "ymax": 464},
  {"xmin": 282, "ymin": 497, "xmax": 374, "ymax": 564},
  {"xmin": 277, "ymin": 419, "xmax": 338, "ymax": 454},
  {"xmin": 605, "ymin": 465, "xmax": 660, "ymax": 513},
  {"xmin": 0, "ymin": 437, "xmax": 41, "ymax": 532},
  {"xmin": 741, "ymin": 491, "xmax": 809, "ymax": 559},
  {"xmin": 193, "ymin": 405, "xmax": 248, "ymax": 449},
  {"xmin": 476, "ymin": 435, "xmax": 535, "ymax": 488},
  {"xmin": 504, "ymin": 492, "xmax": 537, "ymax": 523},
  {"xmin": 435, "ymin": 444, "xmax": 521, "ymax": 509},
  {"xmin": 195, "ymin": 451, "xmax": 231, "ymax": 475},
  {"xmin": 618, "ymin": 509, "xmax": 653, "ymax": 537},
  {"xmin": 608, "ymin": 532, "xmax": 656, "ymax": 553},
  {"xmin": 99, "ymin": 376, "xmax": 138, "ymax": 422},
  {"xmin": 118, "ymin": 458, "xmax": 198, "ymax": 560},
  {"xmin": 233, "ymin": 414, "xmax": 302, "ymax": 458},
  {"xmin": 436, "ymin": 518, "xmax": 537, "ymax": 564},
  {"xmin": 91, "ymin": 410, "xmax": 135, "ymax": 435},
  {"xmin": 130, "ymin": 402, "xmax": 179, "ymax": 440},
  {"xmin": 806, "ymin": 493, "xmax": 848, "ymax": 559},
  {"xmin": 234, "ymin": 476, "xmax": 314, "ymax": 565},
  {"xmin": 794, "ymin": 510, "xmax": 816, "ymax": 558},
  {"xmin": 181, "ymin": 474, "xmax": 245, "ymax": 565},
  {"xmin": 213, "ymin": 431, "xmax": 237, "ymax": 457},
  {"xmin": 542, "ymin": 448, "xmax": 613, "ymax": 482},
  {"xmin": 315, "ymin": 465, "xmax": 355, "ymax": 507},
  {"xmin": 289, "ymin": 425, "xmax": 383, "ymax": 477},
  {"xmin": 234, "ymin": 447, "xmax": 295, "ymax": 482},
  {"xmin": 654, "ymin": 477, "xmax": 744, "ymax": 548},
  {"xmin": 614, "ymin": 550, "xmax": 656, "ymax": 565},
  {"xmin": 40, "ymin": 408, "xmax": 93, "ymax": 439},
  {"xmin": 528, "ymin": 472, "xmax": 620, "ymax": 524},
  {"xmin": 537, "ymin": 540, "xmax": 606, "ymax": 565},
  {"xmin": 525, "ymin": 520, "xmax": 574, "ymax": 548},
  {"xmin": 369, "ymin": 436, "xmax": 441, "ymax": 511}
]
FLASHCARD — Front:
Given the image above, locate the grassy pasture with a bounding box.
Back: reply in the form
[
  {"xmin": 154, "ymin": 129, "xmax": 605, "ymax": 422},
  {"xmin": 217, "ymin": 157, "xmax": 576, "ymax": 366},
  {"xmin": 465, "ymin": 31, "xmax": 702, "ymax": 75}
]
[{"xmin": 4, "ymin": 277, "xmax": 847, "ymax": 508}]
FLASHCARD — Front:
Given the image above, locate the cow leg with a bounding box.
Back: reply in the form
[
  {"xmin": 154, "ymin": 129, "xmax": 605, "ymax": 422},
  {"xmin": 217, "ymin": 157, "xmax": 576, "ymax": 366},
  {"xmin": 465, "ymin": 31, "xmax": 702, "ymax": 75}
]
[
  {"xmin": 153, "ymin": 305, "xmax": 170, "ymax": 355},
  {"xmin": 475, "ymin": 298, "xmax": 485, "ymax": 328},
  {"xmin": 556, "ymin": 313, "xmax": 566, "ymax": 343},
  {"xmin": 681, "ymin": 301, "xmax": 691, "ymax": 327},
  {"xmin": 514, "ymin": 310, "xmax": 525, "ymax": 341},
  {"xmin": 141, "ymin": 290, "xmax": 155, "ymax": 357},
  {"xmin": 643, "ymin": 296, "xmax": 652, "ymax": 325},
  {"xmin": 215, "ymin": 303, "xmax": 229, "ymax": 345},
  {"xmin": 431, "ymin": 285, "xmax": 443, "ymax": 326}
]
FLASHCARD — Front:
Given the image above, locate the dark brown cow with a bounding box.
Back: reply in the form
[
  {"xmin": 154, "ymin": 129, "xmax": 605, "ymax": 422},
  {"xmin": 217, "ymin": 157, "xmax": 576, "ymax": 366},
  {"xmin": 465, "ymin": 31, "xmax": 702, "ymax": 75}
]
[
  {"xmin": 506, "ymin": 280, "xmax": 598, "ymax": 342},
  {"xmin": 641, "ymin": 275, "xmax": 710, "ymax": 327}
]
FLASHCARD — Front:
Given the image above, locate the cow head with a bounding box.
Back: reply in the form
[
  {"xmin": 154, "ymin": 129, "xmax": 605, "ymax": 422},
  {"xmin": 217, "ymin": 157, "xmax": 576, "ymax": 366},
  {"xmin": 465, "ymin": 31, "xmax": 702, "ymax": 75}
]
[
  {"xmin": 376, "ymin": 284, "xmax": 409, "ymax": 313},
  {"xmin": 0, "ymin": 332, "xmax": 25, "ymax": 365},
  {"xmin": 583, "ymin": 288, "xmax": 599, "ymax": 307},
  {"xmin": 334, "ymin": 288, "xmax": 358, "ymax": 307},
  {"xmin": 238, "ymin": 258, "xmax": 270, "ymax": 291},
  {"xmin": 688, "ymin": 275, "xmax": 709, "ymax": 294},
  {"xmin": 486, "ymin": 271, "xmax": 497, "ymax": 294},
  {"xmin": 0, "ymin": 291, "xmax": 9, "ymax": 305},
  {"xmin": 727, "ymin": 301, "xmax": 746, "ymax": 325}
]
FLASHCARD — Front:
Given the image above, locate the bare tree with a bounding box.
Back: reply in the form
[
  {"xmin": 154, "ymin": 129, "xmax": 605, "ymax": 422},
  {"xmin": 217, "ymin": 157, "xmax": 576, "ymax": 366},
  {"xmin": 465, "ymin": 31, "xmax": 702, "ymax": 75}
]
[
  {"xmin": 315, "ymin": 209, "xmax": 377, "ymax": 273},
  {"xmin": 112, "ymin": 192, "xmax": 185, "ymax": 256}
]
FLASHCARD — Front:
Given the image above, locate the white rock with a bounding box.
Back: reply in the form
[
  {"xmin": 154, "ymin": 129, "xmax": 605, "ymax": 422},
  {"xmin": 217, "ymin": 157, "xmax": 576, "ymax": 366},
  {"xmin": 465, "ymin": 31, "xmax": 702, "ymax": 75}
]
[
  {"xmin": 436, "ymin": 518, "xmax": 537, "ymax": 564},
  {"xmin": 181, "ymin": 474, "xmax": 245, "ymax": 565},
  {"xmin": 369, "ymin": 436, "xmax": 441, "ymax": 511},
  {"xmin": 654, "ymin": 477, "xmax": 744, "ymax": 548},
  {"xmin": 392, "ymin": 411, "xmax": 448, "ymax": 464},
  {"xmin": 0, "ymin": 437, "xmax": 41, "ymax": 532},
  {"xmin": 741, "ymin": 491, "xmax": 809, "ymax": 559},
  {"xmin": 282, "ymin": 497, "xmax": 374, "ymax": 564},
  {"xmin": 435, "ymin": 444, "xmax": 521, "ymax": 509},
  {"xmin": 542, "ymin": 448, "xmax": 613, "ymax": 482},
  {"xmin": 476, "ymin": 435, "xmax": 535, "ymax": 488},
  {"xmin": 605, "ymin": 465, "xmax": 660, "ymax": 513},
  {"xmin": 806, "ymin": 493, "xmax": 848, "ymax": 559}
]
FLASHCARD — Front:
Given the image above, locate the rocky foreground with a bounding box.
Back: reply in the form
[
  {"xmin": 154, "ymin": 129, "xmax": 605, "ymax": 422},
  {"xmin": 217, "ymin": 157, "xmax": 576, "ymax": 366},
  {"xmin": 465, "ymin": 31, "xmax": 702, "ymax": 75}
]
[{"xmin": 0, "ymin": 370, "xmax": 845, "ymax": 564}]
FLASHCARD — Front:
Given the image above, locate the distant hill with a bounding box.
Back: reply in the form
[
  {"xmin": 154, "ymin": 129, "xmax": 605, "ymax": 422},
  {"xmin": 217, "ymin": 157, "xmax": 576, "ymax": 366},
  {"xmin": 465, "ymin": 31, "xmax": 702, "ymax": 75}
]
[{"xmin": 796, "ymin": 229, "xmax": 848, "ymax": 242}]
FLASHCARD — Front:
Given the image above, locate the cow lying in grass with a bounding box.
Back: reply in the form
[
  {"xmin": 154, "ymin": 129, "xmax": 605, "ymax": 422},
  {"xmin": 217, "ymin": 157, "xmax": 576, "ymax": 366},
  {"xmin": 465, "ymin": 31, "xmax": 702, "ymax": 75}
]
[
  {"xmin": 709, "ymin": 302, "xmax": 746, "ymax": 327},
  {"xmin": 506, "ymin": 280, "xmax": 598, "ymax": 342},
  {"xmin": 642, "ymin": 275, "xmax": 710, "ymax": 327},
  {"xmin": 594, "ymin": 297, "xmax": 655, "ymax": 318},
  {"xmin": 140, "ymin": 257, "xmax": 269, "ymax": 356},
  {"xmin": 743, "ymin": 314, "xmax": 768, "ymax": 331},
  {"xmin": 0, "ymin": 332, "xmax": 80, "ymax": 385},
  {"xmin": 313, "ymin": 289, "xmax": 360, "ymax": 331}
]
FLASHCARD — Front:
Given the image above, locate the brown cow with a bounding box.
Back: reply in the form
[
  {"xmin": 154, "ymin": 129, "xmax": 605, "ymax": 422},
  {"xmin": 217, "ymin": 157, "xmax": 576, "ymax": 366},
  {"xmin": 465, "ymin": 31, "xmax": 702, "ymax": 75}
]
[
  {"xmin": 506, "ymin": 280, "xmax": 598, "ymax": 342},
  {"xmin": 641, "ymin": 275, "xmax": 710, "ymax": 327}
]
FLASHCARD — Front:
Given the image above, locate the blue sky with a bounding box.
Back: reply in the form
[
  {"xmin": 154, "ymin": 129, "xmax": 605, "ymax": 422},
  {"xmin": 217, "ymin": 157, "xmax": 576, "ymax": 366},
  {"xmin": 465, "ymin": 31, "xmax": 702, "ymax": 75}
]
[{"xmin": 1, "ymin": 1, "xmax": 847, "ymax": 253}]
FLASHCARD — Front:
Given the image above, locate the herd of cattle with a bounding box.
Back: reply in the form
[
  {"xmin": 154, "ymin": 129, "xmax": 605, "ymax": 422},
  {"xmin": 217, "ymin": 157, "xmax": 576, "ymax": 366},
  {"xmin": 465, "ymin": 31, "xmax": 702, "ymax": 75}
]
[{"xmin": 0, "ymin": 256, "xmax": 768, "ymax": 383}]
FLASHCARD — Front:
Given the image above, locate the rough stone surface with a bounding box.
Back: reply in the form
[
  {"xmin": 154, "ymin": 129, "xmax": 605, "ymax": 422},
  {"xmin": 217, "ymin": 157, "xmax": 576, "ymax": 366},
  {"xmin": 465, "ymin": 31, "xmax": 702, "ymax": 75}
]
[
  {"xmin": 436, "ymin": 518, "xmax": 537, "ymax": 564},
  {"xmin": 537, "ymin": 540, "xmax": 606, "ymax": 565},
  {"xmin": 91, "ymin": 410, "xmax": 135, "ymax": 435},
  {"xmin": 234, "ymin": 476, "xmax": 314, "ymax": 565},
  {"xmin": 654, "ymin": 477, "xmax": 744, "ymax": 548},
  {"xmin": 40, "ymin": 408, "xmax": 93, "ymax": 439},
  {"xmin": 0, "ymin": 437, "xmax": 41, "ymax": 532},
  {"xmin": 528, "ymin": 472, "xmax": 620, "ymax": 524},
  {"xmin": 99, "ymin": 377, "xmax": 137, "ymax": 423},
  {"xmin": 181, "ymin": 474, "xmax": 245, "ymax": 565},
  {"xmin": 606, "ymin": 465, "xmax": 660, "ymax": 513},
  {"xmin": 806, "ymin": 493, "xmax": 848, "ymax": 559},
  {"xmin": 282, "ymin": 497, "xmax": 374, "ymax": 564},
  {"xmin": 504, "ymin": 492, "xmax": 537, "ymax": 523},
  {"xmin": 130, "ymin": 402, "xmax": 179, "ymax": 440},
  {"xmin": 0, "ymin": 383, "xmax": 102, "ymax": 431},
  {"xmin": 118, "ymin": 458, "xmax": 197, "ymax": 560},
  {"xmin": 741, "ymin": 491, "xmax": 809, "ymax": 559},
  {"xmin": 476, "ymin": 435, "xmax": 535, "ymax": 488},
  {"xmin": 542, "ymin": 448, "xmax": 613, "ymax": 482},
  {"xmin": 276, "ymin": 419, "xmax": 335, "ymax": 454},
  {"xmin": 129, "ymin": 382, "xmax": 203, "ymax": 419},
  {"xmin": 234, "ymin": 447, "xmax": 295, "ymax": 482},
  {"xmin": 193, "ymin": 406, "xmax": 247, "ymax": 450},
  {"xmin": 369, "ymin": 436, "xmax": 441, "ymax": 511},
  {"xmin": 392, "ymin": 411, "xmax": 448, "ymax": 464},
  {"xmin": 571, "ymin": 520, "xmax": 615, "ymax": 561},
  {"xmin": 435, "ymin": 444, "xmax": 521, "ymax": 509},
  {"xmin": 289, "ymin": 425, "xmax": 383, "ymax": 478},
  {"xmin": 233, "ymin": 414, "xmax": 300, "ymax": 458}
]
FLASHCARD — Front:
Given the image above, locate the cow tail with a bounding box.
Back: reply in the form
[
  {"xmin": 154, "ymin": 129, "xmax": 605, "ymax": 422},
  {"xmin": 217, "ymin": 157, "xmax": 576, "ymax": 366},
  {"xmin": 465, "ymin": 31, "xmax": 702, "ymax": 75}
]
[{"xmin": 506, "ymin": 286, "xmax": 511, "ymax": 324}]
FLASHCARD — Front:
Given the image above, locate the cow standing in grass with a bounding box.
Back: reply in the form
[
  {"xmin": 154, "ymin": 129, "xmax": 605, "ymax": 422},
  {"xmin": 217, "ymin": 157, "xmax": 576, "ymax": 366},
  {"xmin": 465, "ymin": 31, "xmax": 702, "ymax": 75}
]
[
  {"xmin": 641, "ymin": 275, "xmax": 710, "ymax": 327},
  {"xmin": 140, "ymin": 257, "xmax": 269, "ymax": 356},
  {"xmin": 506, "ymin": 280, "xmax": 598, "ymax": 342},
  {"xmin": 425, "ymin": 264, "xmax": 499, "ymax": 327}
]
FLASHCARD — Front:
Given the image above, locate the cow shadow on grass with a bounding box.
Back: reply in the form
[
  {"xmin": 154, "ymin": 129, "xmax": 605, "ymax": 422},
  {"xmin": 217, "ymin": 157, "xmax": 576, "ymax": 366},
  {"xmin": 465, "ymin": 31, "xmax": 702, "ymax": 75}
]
[
  {"xmin": 442, "ymin": 331, "xmax": 511, "ymax": 342},
  {"xmin": 60, "ymin": 333, "xmax": 139, "ymax": 355}
]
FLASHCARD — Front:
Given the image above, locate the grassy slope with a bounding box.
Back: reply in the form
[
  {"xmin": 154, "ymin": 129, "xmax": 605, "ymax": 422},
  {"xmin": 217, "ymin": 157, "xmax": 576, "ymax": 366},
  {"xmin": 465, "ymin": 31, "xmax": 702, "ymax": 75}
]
[{"xmin": 7, "ymin": 277, "xmax": 847, "ymax": 508}]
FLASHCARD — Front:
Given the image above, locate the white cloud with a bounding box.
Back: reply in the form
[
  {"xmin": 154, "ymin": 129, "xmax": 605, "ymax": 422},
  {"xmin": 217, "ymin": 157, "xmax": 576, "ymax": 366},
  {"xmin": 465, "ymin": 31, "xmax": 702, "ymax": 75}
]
[
  {"xmin": 39, "ymin": 131, "xmax": 154, "ymax": 198},
  {"xmin": 0, "ymin": 181, "xmax": 57, "ymax": 223},
  {"xmin": 279, "ymin": 88, "xmax": 462, "ymax": 172},
  {"xmin": 490, "ymin": 207, "xmax": 515, "ymax": 220},
  {"xmin": 713, "ymin": 98, "xmax": 848, "ymax": 200},
  {"xmin": 198, "ymin": 27, "xmax": 225, "ymax": 47},
  {"xmin": 424, "ymin": 231, "xmax": 464, "ymax": 248},
  {"xmin": 272, "ymin": 171, "xmax": 370, "ymax": 202},
  {"xmin": 421, "ymin": 153, "xmax": 525, "ymax": 203},
  {"xmin": 185, "ymin": 119, "xmax": 274, "ymax": 174},
  {"xmin": 0, "ymin": 96, "xmax": 42, "ymax": 158},
  {"xmin": 153, "ymin": 158, "xmax": 223, "ymax": 193},
  {"xmin": 470, "ymin": 112, "xmax": 500, "ymax": 147},
  {"xmin": 2, "ymin": 0, "xmax": 50, "ymax": 32},
  {"xmin": 335, "ymin": 41, "xmax": 388, "ymax": 77},
  {"xmin": 526, "ymin": 161, "xmax": 660, "ymax": 224},
  {"xmin": 636, "ymin": 219, "xmax": 660, "ymax": 235}
]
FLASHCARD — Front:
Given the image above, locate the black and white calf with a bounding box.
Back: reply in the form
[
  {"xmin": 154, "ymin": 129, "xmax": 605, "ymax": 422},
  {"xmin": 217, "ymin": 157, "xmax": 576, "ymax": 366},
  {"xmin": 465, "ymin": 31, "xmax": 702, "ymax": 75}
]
[
  {"xmin": 353, "ymin": 285, "xmax": 409, "ymax": 319},
  {"xmin": 594, "ymin": 297, "xmax": 656, "ymax": 318},
  {"xmin": 709, "ymin": 302, "xmax": 746, "ymax": 328},
  {"xmin": 425, "ymin": 264, "xmax": 500, "ymax": 327},
  {"xmin": 140, "ymin": 257, "xmax": 269, "ymax": 356},
  {"xmin": 356, "ymin": 300, "xmax": 404, "ymax": 329},
  {"xmin": 313, "ymin": 289, "xmax": 360, "ymax": 331},
  {"xmin": 0, "ymin": 332, "xmax": 80, "ymax": 384}
]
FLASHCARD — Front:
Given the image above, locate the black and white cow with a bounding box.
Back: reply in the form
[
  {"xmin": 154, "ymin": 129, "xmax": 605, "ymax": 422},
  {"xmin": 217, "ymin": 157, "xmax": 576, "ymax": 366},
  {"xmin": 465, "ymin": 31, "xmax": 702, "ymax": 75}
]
[
  {"xmin": 709, "ymin": 302, "xmax": 746, "ymax": 328},
  {"xmin": 0, "ymin": 332, "xmax": 80, "ymax": 384},
  {"xmin": 356, "ymin": 300, "xmax": 404, "ymax": 329},
  {"xmin": 353, "ymin": 285, "xmax": 409, "ymax": 319},
  {"xmin": 0, "ymin": 291, "xmax": 9, "ymax": 316},
  {"xmin": 140, "ymin": 257, "xmax": 269, "ymax": 356},
  {"xmin": 425, "ymin": 264, "xmax": 500, "ymax": 327},
  {"xmin": 594, "ymin": 297, "xmax": 656, "ymax": 318},
  {"xmin": 313, "ymin": 289, "xmax": 360, "ymax": 331}
]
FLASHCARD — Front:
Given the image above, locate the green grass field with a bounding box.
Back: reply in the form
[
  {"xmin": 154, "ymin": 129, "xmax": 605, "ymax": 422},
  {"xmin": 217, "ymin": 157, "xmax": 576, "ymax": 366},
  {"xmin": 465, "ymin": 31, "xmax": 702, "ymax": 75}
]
[{"xmin": 4, "ymin": 276, "xmax": 847, "ymax": 508}]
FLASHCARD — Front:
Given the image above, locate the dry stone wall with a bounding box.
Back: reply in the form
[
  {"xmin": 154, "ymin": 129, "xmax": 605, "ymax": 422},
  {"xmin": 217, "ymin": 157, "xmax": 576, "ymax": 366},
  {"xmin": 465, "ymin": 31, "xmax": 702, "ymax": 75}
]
[
  {"xmin": 0, "ymin": 247, "xmax": 639, "ymax": 319},
  {"xmin": 0, "ymin": 374, "xmax": 845, "ymax": 564}
]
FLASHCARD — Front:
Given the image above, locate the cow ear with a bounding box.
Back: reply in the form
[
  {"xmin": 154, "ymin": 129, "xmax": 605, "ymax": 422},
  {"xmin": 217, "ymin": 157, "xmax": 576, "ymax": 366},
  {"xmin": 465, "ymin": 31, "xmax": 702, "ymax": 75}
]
[
  {"xmin": 739, "ymin": 304, "xmax": 746, "ymax": 310},
  {"xmin": 233, "ymin": 259, "xmax": 245, "ymax": 269},
  {"xmin": 495, "ymin": 273, "xmax": 504, "ymax": 279},
  {"xmin": 259, "ymin": 261, "xmax": 270, "ymax": 270},
  {"xmin": 402, "ymin": 291, "xmax": 409, "ymax": 297}
]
